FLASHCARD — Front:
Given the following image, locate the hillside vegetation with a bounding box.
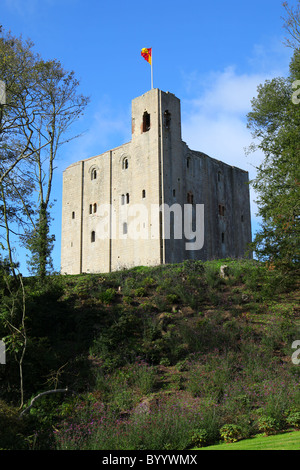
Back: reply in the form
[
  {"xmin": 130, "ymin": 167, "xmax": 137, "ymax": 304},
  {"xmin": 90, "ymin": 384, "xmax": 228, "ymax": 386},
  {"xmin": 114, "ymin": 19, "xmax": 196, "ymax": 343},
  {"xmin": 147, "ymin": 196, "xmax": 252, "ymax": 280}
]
[{"xmin": 0, "ymin": 258, "xmax": 299, "ymax": 450}]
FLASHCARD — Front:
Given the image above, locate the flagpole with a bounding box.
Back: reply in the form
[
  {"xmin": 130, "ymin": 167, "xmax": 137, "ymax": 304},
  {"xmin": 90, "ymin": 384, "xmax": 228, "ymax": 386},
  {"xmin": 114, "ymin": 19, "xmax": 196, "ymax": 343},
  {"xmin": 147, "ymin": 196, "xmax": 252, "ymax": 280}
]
[{"xmin": 151, "ymin": 50, "xmax": 153, "ymax": 89}]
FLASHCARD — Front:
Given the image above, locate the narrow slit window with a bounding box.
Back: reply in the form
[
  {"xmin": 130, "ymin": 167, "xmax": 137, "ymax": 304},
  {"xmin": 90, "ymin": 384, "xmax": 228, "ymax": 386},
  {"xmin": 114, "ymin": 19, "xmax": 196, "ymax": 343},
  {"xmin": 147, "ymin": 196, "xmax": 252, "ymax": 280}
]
[
  {"xmin": 187, "ymin": 192, "xmax": 194, "ymax": 204},
  {"xmin": 219, "ymin": 204, "xmax": 225, "ymax": 216},
  {"xmin": 173, "ymin": 189, "xmax": 176, "ymax": 197},
  {"xmin": 121, "ymin": 194, "xmax": 125, "ymax": 205},
  {"xmin": 164, "ymin": 110, "xmax": 171, "ymax": 128},
  {"xmin": 122, "ymin": 158, "xmax": 129, "ymax": 170},
  {"xmin": 126, "ymin": 193, "xmax": 130, "ymax": 204},
  {"xmin": 91, "ymin": 231, "xmax": 96, "ymax": 243},
  {"xmin": 143, "ymin": 111, "xmax": 150, "ymax": 132},
  {"xmin": 142, "ymin": 189, "xmax": 146, "ymax": 198},
  {"xmin": 123, "ymin": 222, "xmax": 128, "ymax": 235},
  {"xmin": 72, "ymin": 211, "xmax": 75, "ymax": 219},
  {"xmin": 91, "ymin": 169, "xmax": 97, "ymax": 180},
  {"xmin": 93, "ymin": 203, "xmax": 97, "ymax": 213},
  {"xmin": 221, "ymin": 232, "xmax": 225, "ymax": 244},
  {"xmin": 89, "ymin": 204, "xmax": 93, "ymax": 214}
]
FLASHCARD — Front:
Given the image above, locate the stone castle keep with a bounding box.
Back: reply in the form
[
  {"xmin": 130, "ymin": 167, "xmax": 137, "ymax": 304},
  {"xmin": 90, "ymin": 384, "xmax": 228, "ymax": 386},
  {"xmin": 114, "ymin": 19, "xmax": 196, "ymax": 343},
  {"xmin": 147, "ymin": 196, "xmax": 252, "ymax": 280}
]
[{"xmin": 61, "ymin": 88, "xmax": 251, "ymax": 274}]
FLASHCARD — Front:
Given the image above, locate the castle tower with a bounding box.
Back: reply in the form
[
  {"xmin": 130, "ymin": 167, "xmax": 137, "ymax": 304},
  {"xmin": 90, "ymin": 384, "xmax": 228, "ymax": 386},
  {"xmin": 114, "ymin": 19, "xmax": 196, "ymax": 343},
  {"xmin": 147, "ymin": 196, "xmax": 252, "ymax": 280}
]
[{"xmin": 61, "ymin": 89, "xmax": 251, "ymax": 274}]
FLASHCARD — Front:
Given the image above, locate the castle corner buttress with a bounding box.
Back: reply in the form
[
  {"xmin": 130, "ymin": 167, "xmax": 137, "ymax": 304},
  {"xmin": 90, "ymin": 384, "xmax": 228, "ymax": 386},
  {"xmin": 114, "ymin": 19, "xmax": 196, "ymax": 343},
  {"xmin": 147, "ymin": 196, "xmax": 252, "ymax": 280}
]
[{"xmin": 61, "ymin": 88, "xmax": 252, "ymax": 274}]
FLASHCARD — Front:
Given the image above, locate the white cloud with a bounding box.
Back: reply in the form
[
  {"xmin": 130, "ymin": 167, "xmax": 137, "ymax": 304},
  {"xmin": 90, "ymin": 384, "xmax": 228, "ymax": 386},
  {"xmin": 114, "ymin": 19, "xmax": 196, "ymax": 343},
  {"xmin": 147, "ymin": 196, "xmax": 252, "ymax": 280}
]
[{"xmin": 180, "ymin": 66, "xmax": 276, "ymax": 227}]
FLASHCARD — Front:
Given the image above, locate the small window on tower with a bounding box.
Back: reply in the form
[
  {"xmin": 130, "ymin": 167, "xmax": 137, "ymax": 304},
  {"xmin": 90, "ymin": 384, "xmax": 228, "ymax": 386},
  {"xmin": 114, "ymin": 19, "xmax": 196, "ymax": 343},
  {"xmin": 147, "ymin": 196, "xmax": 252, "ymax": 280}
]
[
  {"xmin": 164, "ymin": 110, "xmax": 171, "ymax": 128},
  {"xmin": 91, "ymin": 169, "xmax": 97, "ymax": 180},
  {"xmin": 122, "ymin": 157, "xmax": 129, "ymax": 170},
  {"xmin": 123, "ymin": 222, "xmax": 128, "ymax": 235},
  {"xmin": 72, "ymin": 211, "xmax": 75, "ymax": 219},
  {"xmin": 126, "ymin": 193, "xmax": 130, "ymax": 204},
  {"xmin": 187, "ymin": 192, "xmax": 194, "ymax": 204},
  {"xmin": 89, "ymin": 204, "xmax": 93, "ymax": 214},
  {"xmin": 142, "ymin": 189, "xmax": 146, "ymax": 198},
  {"xmin": 91, "ymin": 231, "xmax": 96, "ymax": 243},
  {"xmin": 143, "ymin": 111, "xmax": 151, "ymax": 132},
  {"xmin": 218, "ymin": 204, "xmax": 225, "ymax": 216},
  {"xmin": 93, "ymin": 203, "xmax": 97, "ymax": 213}
]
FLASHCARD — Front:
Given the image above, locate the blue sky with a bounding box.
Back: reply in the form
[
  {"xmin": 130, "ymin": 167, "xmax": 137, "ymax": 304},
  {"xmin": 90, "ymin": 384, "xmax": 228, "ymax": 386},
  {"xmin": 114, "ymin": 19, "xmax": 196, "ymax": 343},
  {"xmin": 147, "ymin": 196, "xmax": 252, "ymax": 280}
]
[{"xmin": 1, "ymin": 0, "xmax": 296, "ymax": 273}]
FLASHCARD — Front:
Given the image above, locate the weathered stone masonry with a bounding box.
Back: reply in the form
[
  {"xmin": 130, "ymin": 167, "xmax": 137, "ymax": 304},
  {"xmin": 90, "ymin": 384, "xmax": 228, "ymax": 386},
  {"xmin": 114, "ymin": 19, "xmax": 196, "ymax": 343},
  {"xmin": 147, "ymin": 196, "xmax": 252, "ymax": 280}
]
[{"xmin": 61, "ymin": 88, "xmax": 252, "ymax": 274}]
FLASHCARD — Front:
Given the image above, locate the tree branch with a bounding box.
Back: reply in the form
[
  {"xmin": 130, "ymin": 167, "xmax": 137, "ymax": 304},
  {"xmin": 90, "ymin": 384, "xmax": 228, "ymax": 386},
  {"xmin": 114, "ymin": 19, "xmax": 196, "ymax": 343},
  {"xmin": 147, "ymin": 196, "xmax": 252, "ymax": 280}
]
[{"xmin": 19, "ymin": 387, "xmax": 81, "ymax": 417}]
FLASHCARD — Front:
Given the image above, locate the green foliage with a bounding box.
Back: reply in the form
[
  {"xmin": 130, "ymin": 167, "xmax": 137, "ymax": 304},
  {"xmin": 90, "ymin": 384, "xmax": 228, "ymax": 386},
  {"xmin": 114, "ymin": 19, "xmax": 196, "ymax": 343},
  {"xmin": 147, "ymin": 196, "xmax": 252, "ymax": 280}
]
[
  {"xmin": 246, "ymin": 51, "xmax": 300, "ymax": 270},
  {"xmin": 286, "ymin": 409, "xmax": 300, "ymax": 429},
  {"xmin": 25, "ymin": 204, "xmax": 55, "ymax": 278},
  {"xmin": 0, "ymin": 258, "xmax": 299, "ymax": 449},
  {"xmin": 0, "ymin": 27, "xmax": 89, "ymax": 279},
  {"xmin": 220, "ymin": 424, "xmax": 243, "ymax": 443},
  {"xmin": 257, "ymin": 416, "xmax": 280, "ymax": 436},
  {"xmin": 98, "ymin": 288, "xmax": 116, "ymax": 304},
  {"xmin": 0, "ymin": 400, "xmax": 27, "ymax": 449},
  {"xmin": 189, "ymin": 428, "xmax": 209, "ymax": 448}
]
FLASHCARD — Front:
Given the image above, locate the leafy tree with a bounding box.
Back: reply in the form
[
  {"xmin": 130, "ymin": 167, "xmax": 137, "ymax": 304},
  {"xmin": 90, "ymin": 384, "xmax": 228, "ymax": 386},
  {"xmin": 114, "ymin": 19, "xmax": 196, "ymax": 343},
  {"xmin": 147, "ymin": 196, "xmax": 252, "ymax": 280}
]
[
  {"xmin": 246, "ymin": 5, "xmax": 300, "ymax": 271},
  {"xmin": 0, "ymin": 28, "xmax": 89, "ymax": 277}
]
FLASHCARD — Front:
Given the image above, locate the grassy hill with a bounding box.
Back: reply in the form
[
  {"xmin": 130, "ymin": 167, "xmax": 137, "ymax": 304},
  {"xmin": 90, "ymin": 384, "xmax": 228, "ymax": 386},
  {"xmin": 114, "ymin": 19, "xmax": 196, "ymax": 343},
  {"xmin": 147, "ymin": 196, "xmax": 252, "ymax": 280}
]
[
  {"xmin": 196, "ymin": 430, "xmax": 300, "ymax": 450},
  {"xmin": 0, "ymin": 258, "xmax": 299, "ymax": 450}
]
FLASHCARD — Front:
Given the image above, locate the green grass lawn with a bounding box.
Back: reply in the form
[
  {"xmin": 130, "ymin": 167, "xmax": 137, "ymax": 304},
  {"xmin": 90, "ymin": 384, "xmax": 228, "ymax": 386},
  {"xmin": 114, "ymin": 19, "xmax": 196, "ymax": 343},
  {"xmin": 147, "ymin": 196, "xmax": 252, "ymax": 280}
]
[{"xmin": 197, "ymin": 431, "xmax": 300, "ymax": 450}]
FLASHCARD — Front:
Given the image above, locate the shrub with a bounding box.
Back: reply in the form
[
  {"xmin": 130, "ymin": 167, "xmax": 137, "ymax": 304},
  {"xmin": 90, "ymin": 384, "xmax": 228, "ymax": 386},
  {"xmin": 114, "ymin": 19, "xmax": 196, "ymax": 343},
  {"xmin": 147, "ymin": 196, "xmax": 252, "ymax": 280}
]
[
  {"xmin": 286, "ymin": 409, "xmax": 300, "ymax": 429},
  {"xmin": 0, "ymin": 400, "xmax": 27, "ymax": 449},
  {"xmin": 142, "ymin": 277, "xmax": 156, "ymax": 287},
  {"xmin": 189, "ymin": 428, "xmax": 209, "ymax": 448},
  {"xmin": 257, "ymin": 415, "xmax": 280, "ymax": 436},
  {"xmin": 220, "ymin": 424, "xmax": 243, "ymax": 443},
  {"xmin": 166, "ymin": 293, "xmax": 179, "ymax": 304},
  {"xmin": 98, "ymin": 288, "xmax": 116, "ymax": 304},
  {"xmin": 133, "ymin": 287, "xmax": 145, "ymax": 297}
]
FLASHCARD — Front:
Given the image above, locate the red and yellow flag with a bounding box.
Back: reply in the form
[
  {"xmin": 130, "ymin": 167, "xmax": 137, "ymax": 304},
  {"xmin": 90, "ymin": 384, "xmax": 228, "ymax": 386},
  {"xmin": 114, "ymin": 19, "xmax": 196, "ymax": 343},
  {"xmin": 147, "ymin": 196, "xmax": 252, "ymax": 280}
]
[{"xmin": 141, "ymin": 48, "xmax": 152, "ymax": 65}]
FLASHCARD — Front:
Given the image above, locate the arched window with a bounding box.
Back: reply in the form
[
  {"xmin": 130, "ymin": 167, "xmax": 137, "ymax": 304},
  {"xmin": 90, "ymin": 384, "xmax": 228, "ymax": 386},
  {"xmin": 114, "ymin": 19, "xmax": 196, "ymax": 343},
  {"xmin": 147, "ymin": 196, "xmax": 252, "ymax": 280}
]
[
  {"xmin": 143, "ymin": 111, "xmax": 150, "ymax": 132},
  {"xmin": 122, "ymin": 157, "xmax": 129, "ymax": 170},
  {"xmin": 91, "ymin": 168, "xmax": 97, "ymax": 180}
]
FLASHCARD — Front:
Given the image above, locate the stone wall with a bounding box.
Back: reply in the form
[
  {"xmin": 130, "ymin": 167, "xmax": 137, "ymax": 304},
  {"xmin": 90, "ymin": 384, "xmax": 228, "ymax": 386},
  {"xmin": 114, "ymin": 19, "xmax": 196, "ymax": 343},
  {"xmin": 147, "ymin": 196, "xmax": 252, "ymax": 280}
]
[{"xmin": 61, "ymin": 88, "xmax": 252, "ymax": 274}]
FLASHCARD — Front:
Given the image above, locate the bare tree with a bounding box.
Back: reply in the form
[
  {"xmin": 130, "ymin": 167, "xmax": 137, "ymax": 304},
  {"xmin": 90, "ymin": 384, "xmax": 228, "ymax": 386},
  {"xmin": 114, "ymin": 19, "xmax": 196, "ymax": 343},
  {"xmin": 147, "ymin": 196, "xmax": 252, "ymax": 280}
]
[{"xmin": 282, "ymin": 1, "xmax": 300, "ymax": 49}]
